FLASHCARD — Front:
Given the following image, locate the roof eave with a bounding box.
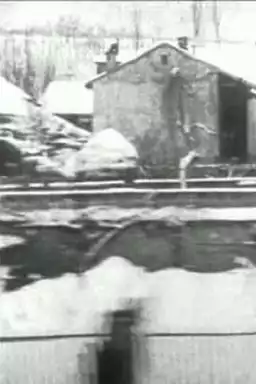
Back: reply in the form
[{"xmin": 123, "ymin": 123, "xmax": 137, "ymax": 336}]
[{"xmin": 85, "ymin": 81, "xmax": 93, "ymax": 89}]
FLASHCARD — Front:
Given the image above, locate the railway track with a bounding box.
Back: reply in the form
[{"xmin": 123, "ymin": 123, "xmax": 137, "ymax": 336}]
[
  {"xmin": 2, "ymin": 184, "xmax": 256, "ymax": 209},
  {"xmin": 0, "ymin": 176, "xmax": 256, "ymax": 191},
  {"xmin": 1, "ymin": 178, "xmax": 256, "ymax": 209}
]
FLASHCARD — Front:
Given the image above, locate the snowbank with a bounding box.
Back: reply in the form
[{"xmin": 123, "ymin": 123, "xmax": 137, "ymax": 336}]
[
  {"xmin": 0, "ymin": 235, "xmax": 25, "ymax": 249},
  {"xmin": 145, "ymin": 268, "xmax": 256, "ymax": 333},
  {"xmin": 0, "ymin": 257, "xmax": 146, "ymax": 337},
  {"xmin": 62, "ymin": 128, "xmax": 138, "ymax": 178},
  {"xmin": 1, "ymin": 256, "xmax": 256, "ymax": 337},
  {"xmin": 14, "ymin": 205, "xmax": 256, "ymax": 228},
  {"xmin": 84, "ymin": 128, "xmax": 138, "ymax": 159}
]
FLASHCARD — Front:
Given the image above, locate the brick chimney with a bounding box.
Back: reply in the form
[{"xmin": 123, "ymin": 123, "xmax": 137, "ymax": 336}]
[{"xmin": 177, "ymin": 36, "xmax": 189, "ymax": 51}]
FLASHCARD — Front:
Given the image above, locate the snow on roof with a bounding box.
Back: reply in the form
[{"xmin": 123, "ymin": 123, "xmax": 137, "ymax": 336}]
[
  {"xmin": 0, "ymin": 76, "xmax": 33, "ymax": 116},
  {"xmin": 40, "ymin": 79, "xmax": 93, "ymax": 115},
  {"xmin": 86, "ymin": 41, "xmax": 256, "ymax": 90},
  {"xmin": 86, "ymin": 42, "xmax": 174, "ymax": 88},
  {"xmin": 42, "ymin": 112, "xmax": 91, "ymax": 138},
  {"xmin": 195, "ymin": 44, "xmax": 256, "ymax": 89}
]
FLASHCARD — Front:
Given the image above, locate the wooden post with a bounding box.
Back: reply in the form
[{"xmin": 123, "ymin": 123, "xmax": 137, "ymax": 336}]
[
  {"xmin": 179, "ymin": 150, "xmax": 198, "ymax": 189},
  {"xmin": 97, "ymin": 309, "xmax": 137, "ymax": 384}
]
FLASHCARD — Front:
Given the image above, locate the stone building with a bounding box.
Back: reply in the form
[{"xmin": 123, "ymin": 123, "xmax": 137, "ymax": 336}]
[{"xmin": 86, "ymin": 41, "xmax": 256, "ymax": 169}]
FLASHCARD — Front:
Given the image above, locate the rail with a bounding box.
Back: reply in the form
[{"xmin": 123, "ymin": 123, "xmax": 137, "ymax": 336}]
[
  {"xmin": 5, "ymin": 185, "xmax": 256, "ymax": 195},
  {"xmin": 3, "ymin": 185, "xmax": 256, "ymax": 210},
  {"xmin": 2, "ymin": 330, "xmax": 256, "ymax": 343},
  {"xmin": 2, "ymin": 331, "xmax": 256, "ymax": 383},
  {"xmin": 1, "ymin": 176, "xmax": 256, "ymax": 192}
]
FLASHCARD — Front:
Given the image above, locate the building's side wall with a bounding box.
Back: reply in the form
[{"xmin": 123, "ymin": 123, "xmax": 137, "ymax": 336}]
[
  {"xmin": 93, "ymin": 45, "xmax": 219, "ymax": 166},
  {"xmin": 248, "ymin": 97, "xmax": 256, "ymax": 159}
]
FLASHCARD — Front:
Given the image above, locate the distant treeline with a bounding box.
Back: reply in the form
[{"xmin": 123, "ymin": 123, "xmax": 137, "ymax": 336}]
[
  {"xmin": 0, "ymin": 31, "xmax": 105, "ymax": 98},
  {"xmin": 0, "ymin": 26, "xmax": 251, "ymax": 99},
  {"xmin": 0, "ymin": 28, "xmax": 158, "ymax": 98}
]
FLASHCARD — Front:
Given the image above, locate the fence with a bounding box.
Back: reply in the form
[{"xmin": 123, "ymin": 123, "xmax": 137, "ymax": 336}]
[{"xmin": 2, "ymin": 331, "xmax": 256, "ymax": 384}]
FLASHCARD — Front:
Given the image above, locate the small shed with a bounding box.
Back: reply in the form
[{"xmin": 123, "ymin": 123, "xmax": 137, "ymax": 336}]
[
  {"xmin": 0, "ymin": 76, "xmax": 35, "ymax": 121},
  {"xmin": 41, "ymin": 77, "xmax": 93, "ymax": 132},
  {"xmin": 86, "ymin": 41, "xmax": 256, "ymax": 168}
]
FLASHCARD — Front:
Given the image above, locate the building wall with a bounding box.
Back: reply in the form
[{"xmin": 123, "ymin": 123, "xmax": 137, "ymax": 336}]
[
  {"xmin": 93, "ymin": 44, "xmax": 219, "ymax": 166},
  {"xmin": 248, "ymin": 98, "xmax": 256, "ymax": 159}
]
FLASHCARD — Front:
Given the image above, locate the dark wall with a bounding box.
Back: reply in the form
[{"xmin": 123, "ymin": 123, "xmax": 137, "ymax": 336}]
[
  {"xmin": 56, "ymin": 114, "xmax": 92, "ymax": 132},
  {"xmin": 218, "ymin": 74, "xmax": 248, "ymax": 162}
]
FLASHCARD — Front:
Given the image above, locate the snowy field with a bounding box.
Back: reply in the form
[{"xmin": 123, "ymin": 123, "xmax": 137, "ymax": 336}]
[
  {"xmin": 2, "ymin": 257, "xmax": 256, "ymax": 383},
  {"xmin": 2, "ymin": 256, "xmax": 256, "ymax": 336},
  {"xmin": 2, "ymin": 206, "xmax": 256, "ymax": 382}
]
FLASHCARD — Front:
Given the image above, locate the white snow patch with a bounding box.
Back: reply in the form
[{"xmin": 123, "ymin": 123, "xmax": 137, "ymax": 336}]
[
  {"xmin": 1, "ymin": 256, "xmax": 256, "ymax": 337},
  {"xmin": 0, "ymin": 76, "xmax": 33, "ymax": 116},
  {"xmin": 0, "ymin": 234, "xmax": 25, "ymax": 249},
  {"xmin": 0, "ymin": 257, "xmax": 146, "ymax": 337},
  {"xmin": 40, "ymin": 80, "xmax": 93, "ymax": 115},
  {"xmin": 144, "ymin": 268, "xmax": 256, "ymax": 333},
  {"xmin": 62, "ymin": 128, "xmax": 138, "ymax": 178}
]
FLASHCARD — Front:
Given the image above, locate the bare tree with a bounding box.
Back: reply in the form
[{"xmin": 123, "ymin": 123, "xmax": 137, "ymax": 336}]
[
  {"xmin": 23, "ymin": 28, "xmax": 37, "ymax": 97},
  {"xmin": 132, "ymin": 4, "xmax": 142, "ymax": 53},
  {"xmin": 42, "ymin": 62, "xmax": 56, "ymax": 92},
  {"xmin": 212, "ymin": 1, "xmax": 222, "ymax": 45},
  {"xmin": 191, "ymin": 0, "xmax": 203, "ymax": 53},
  {"xmin": 55, "ymin": 15, "xmax": 83, "ymax": 37},
  {"xmin": 1, "ymin": 33, "xmax": 25, "ymax": 90}
]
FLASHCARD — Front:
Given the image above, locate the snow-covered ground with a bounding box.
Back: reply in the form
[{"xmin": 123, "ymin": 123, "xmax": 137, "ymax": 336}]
[
  {"xmin": 2, "ymin": 205, "xmax": 256, "ymax": 383},
  {"xmin": 11, "ymin": 205, "xmax": 256, "ymax": 227},
  {"xmin": 1, "ymin": 256, "xmax": 256, "ymax": 337},
  {"xmin": 2, "ymin": 256, "xmax": 256, "ymax": 383},
  {"xmin": 0, "ymin": 257, "xmax": 144, "ymax": 337}
]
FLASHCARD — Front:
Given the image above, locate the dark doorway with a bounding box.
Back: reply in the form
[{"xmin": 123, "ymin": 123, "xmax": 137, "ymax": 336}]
[{"xmin": 218, "ymin": 74, "xmax": 248, "ymax": 162}]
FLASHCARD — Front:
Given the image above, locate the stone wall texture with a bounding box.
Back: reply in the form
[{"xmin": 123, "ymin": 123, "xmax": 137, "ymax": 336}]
[{"xmin": 92, "ymin": 43, "xmax": 219, "ymax": 169}]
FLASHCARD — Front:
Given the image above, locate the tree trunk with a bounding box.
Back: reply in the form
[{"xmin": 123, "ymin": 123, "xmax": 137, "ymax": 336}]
[
  {"xmin": 212, "ymin": 1, "xmax": 221, "ymax": 45},
  {"xmin": 191, "ymin": 1, "xmax": 203, "ymax": 54}
]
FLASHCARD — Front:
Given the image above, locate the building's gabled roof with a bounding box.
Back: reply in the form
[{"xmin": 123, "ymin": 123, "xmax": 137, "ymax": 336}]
[
  {"xmin": 40, "ymin": 79, "xmax": 93, "ymax": 115},
  {"xmin": 85, "ymin": 41, "xmax": 256, "ymax": 90},
  {"xmin": 0, "ymin": 76, "xmax": 35, "ymax": 116}
]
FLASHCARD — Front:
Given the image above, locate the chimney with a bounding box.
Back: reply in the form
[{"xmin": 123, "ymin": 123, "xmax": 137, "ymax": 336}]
[
  {"xmin": 106, "ymin": 51, "xmax": 117, "ymax": 70},
  {"xmin": 95, "ymin": 60, "xmax": 107, "ymax": 75},
  {"xmin": 177, "ymin": 36, "xmax": 189, "ymax": 51},
  {"xmin": 105, "ymin": 39, "xmax": 120, "ymax": 71},
  {"xmin": 94, "ymin": 39, "xmax": 121, "ymax": 74}
]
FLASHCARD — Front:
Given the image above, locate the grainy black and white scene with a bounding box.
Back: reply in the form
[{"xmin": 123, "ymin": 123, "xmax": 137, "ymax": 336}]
[{"xmin": 2, "ymin": 1, "xmax": 256, "ymax": 383}]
